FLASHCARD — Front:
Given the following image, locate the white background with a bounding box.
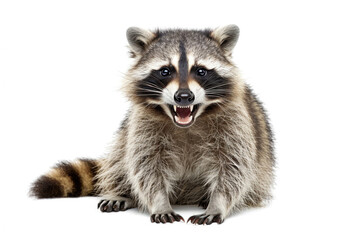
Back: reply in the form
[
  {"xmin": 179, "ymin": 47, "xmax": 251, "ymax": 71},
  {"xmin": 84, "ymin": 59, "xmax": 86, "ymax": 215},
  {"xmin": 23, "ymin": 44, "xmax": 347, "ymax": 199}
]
[{"xmin": 1, "ymin": 0, "xmax": 359, "ymax": 239}]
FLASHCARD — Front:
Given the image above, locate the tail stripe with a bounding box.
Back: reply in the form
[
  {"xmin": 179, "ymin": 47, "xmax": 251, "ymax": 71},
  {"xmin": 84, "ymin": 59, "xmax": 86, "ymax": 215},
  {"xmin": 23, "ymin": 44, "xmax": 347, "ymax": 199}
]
[
  {"xmin": 78, "ymin": 159, "xmax": 99, "ymax": 195},
  {"xmin": 56, "ymin": 162, "xmax": 82, "ymax": 197},
  {"xmin": 30, "ymin": 175, "xmax": 64, "ymax": 198}
]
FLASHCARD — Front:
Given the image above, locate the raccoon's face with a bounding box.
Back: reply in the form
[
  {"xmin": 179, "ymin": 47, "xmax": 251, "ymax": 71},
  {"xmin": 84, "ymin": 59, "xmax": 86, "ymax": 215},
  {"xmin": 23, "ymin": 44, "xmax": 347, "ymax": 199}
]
[{"xmin": 125, "ymin": 25, "xmax": 240, "ymax": 128}]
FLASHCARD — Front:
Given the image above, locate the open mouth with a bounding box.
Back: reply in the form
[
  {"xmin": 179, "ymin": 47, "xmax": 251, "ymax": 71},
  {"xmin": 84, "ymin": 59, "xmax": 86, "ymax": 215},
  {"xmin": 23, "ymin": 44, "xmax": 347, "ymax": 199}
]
[{"xmin": 169, "ymin": 104, "xmax": 199, "ymax": 127}]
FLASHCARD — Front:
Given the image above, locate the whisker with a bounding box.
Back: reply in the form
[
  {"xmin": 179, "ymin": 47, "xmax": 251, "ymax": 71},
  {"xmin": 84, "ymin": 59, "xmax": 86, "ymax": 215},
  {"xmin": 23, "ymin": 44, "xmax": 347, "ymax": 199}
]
[
  {"xmin": 135, "ymin": 94, "xmax": 161, "ymax": 97},
  {"xmin": 140, "ymin": 82, "xmax": 164, "ymax": 90},
  {"xmin": 137, "ymin": 87, "xmax": 163, "ymax": 93},
  {"xmin": 206, "ymin": 89, "xmax": 229, "ymax": 92},
  {"xmin": 206, "ymin": 93, "xmax": 228, "ymax": 97},
  {"xmin": 206, "ymin": 91, "xmax": 229, "ymax": 95},
  {"xmin": 138, "ymin": 84, "xmax": 164, "ymax": 92},
  {"xmin": 205, "ymin": 83, "xmax": 232, "ymax": 90}
]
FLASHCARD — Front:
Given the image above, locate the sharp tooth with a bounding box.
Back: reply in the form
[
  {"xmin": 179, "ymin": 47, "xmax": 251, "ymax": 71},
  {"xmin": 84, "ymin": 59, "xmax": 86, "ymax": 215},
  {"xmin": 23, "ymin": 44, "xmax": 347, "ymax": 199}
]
[
  {"xmin": 190, "ymin": 105, "xmax": 193, "ymax": 112},
  {"xmin": 173, "ymin": 105, "xmax": 176, "ymax": 112}
]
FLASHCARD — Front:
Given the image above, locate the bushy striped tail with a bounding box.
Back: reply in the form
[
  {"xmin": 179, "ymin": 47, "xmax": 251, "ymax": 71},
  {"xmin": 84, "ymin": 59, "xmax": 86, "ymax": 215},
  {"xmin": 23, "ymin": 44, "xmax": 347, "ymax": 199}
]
[{"xmin": 30, "ymin": 158, "xmax": 100, "ymax": 198}]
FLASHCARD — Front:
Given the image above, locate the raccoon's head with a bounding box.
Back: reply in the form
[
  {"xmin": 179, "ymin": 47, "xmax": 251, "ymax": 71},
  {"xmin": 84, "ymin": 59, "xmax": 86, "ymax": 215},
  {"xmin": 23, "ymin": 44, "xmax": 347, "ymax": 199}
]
[{"xmin": 124, "ymin": 25, "xmax": 241, "ymax": 128}]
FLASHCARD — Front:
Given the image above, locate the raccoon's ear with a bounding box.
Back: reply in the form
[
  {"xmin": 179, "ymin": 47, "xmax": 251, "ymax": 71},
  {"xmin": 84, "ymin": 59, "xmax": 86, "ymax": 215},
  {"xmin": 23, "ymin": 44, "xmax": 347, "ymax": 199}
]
[
  {"xmin": 211, "ymin": 25, "xmax": 240, "ymax": 55},
  {"xmin": 126, "ymin": 27, "xmax": 156, "ymax": 56}
]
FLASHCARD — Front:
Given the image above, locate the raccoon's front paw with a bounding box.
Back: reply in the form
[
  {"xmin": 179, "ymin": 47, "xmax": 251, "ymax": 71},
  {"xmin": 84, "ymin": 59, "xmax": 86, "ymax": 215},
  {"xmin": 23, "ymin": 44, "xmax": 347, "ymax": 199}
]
[
  {"xmin": 150, "ymin": 212, "xmax": 185, "ymax": 224},
  {"xmin": 98, "ymin": 198, "xmax": 134, "ymax": 212},
  {"xmin": 187, "ymin": 213, "xmax": 224, "ymax": 225}
]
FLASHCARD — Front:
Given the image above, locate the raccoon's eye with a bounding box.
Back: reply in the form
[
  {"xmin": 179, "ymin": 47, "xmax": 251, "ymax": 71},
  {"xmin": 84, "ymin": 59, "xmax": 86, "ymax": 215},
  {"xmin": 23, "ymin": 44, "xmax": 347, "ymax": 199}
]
[
  {"xmin": 196, "ymin": 68, "xmax": 207, "ymax": 77},
  {"xmin": 159, "ymin": 67, "xmax": 171, "ymax": 77}
]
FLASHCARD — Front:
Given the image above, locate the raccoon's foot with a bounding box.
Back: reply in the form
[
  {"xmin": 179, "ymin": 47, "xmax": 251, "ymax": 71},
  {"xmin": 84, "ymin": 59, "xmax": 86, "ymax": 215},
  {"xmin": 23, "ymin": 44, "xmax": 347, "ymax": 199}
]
[
  {"xmin": 150, "ymin": 212, "xmax": 185, "ymax": 224},
  {"xmin": 187, "ymin": 213, "xmax": 224, "ymax": 225},
  {"xmin": 98, "ymin": 197, "xmax": 135, "ymax": 212}
]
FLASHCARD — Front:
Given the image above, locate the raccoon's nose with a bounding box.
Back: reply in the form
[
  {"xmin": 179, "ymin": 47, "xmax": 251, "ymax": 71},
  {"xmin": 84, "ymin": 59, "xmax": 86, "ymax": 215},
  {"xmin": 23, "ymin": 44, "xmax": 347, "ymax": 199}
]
[{"xmin": 174, "ymin": 89, "xmax": 195, "ymax": 106}]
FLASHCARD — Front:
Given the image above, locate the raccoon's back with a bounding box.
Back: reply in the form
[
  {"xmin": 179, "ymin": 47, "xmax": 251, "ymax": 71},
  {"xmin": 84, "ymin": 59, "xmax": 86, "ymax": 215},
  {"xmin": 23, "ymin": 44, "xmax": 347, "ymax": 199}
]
[
  {"xmin": 243, "ymin": 85, "xmax": 275, "ymax": 204},
  {"xmin": 244, "ymin": 85, "xmax": 274, "ymax": 164}
]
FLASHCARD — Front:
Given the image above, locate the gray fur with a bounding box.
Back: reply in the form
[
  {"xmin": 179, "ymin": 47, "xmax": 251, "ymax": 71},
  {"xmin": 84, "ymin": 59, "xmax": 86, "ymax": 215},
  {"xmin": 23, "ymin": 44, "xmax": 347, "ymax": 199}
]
[{"xmin": 96, "ymin": 25, "xmax": 275, "ymax": 223}]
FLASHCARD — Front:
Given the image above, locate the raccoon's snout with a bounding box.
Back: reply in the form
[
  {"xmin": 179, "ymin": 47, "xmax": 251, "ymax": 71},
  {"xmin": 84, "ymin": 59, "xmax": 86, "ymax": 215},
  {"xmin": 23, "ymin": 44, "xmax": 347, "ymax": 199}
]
[{"xmin": 174, "ymin": 89, "xmax": 195, "ymax": 106}]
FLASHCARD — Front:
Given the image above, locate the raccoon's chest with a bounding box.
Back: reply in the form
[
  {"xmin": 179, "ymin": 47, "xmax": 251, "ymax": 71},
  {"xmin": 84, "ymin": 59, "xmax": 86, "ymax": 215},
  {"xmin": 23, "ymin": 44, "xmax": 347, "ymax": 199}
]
[{"xmin": 170, "ymin": 129, "xmax": 214, "ymax": 180}]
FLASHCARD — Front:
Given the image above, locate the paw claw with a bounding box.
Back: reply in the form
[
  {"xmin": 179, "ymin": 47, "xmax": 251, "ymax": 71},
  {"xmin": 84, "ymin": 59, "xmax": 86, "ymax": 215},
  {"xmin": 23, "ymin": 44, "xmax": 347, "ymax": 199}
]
[
  {"xmin": 97, "ymin": 200, "xmax": 104, "ymax": 209},
  {"xmin": 168, "ymin": 214, "xmax": 175, "ymax": 223},
  {"xmin": 98, "ymin": 198, "xmax": 134, "ymax": 213},
  {"xmin": 187, "ymin": 216, "xmax": 194, "ymax": 223},
  {"xmin": 112, "ymin": 201, "xmax": 120, "ymax": 212},
  {"xmin": 213, "ymin": 214, "xmax": 224, "ymax": 224},
  {"xmin": 99, "ymin": 200, "xmax": 110, "ymax": 212},
  {"xmin": 187, "ymin": 213, "xmax": 224, "ymax": 225},
  {"xmin": 203, "ymin": 218, "xmax": 209, "ymax": 225},
  {"xmin": 119, "ymin": 201, "xmax": 124, "ymax": 211},
  {"xmin": 150, "ymin": 212, "xmax": 184, "ymax": 224},
  {"xmin": 174, "ymin": 213, "xmax": 185, "ymax": 222}
]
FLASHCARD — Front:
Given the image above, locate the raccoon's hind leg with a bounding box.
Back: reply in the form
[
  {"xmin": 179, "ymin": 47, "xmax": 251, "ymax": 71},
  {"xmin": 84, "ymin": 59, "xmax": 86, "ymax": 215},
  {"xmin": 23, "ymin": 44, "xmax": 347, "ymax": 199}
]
[{"xmin": 98, "ymin": 196, "xmax": 135, "ymax": 212}]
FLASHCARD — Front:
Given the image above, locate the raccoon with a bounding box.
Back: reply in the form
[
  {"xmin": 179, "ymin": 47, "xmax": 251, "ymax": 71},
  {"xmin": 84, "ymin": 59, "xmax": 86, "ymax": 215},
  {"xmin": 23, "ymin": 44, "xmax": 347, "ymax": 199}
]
[{"xmin": 30, "ymin": 25, "xmax": 275, "ymax": 225}]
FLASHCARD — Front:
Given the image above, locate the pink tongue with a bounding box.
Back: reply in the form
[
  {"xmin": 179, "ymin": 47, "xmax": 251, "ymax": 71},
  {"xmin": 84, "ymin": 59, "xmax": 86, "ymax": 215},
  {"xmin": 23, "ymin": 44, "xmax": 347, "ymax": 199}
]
[{"xmin": 176, "ymin": 107, "xmax": 191, "ymax": 119}]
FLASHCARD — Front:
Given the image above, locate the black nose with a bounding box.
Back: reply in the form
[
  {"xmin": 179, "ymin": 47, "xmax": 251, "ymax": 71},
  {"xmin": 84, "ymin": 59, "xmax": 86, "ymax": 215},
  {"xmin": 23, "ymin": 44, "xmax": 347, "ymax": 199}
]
[{"xmin": 174, "ymin": 89, "xmax": 195, "ymax": 105}]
